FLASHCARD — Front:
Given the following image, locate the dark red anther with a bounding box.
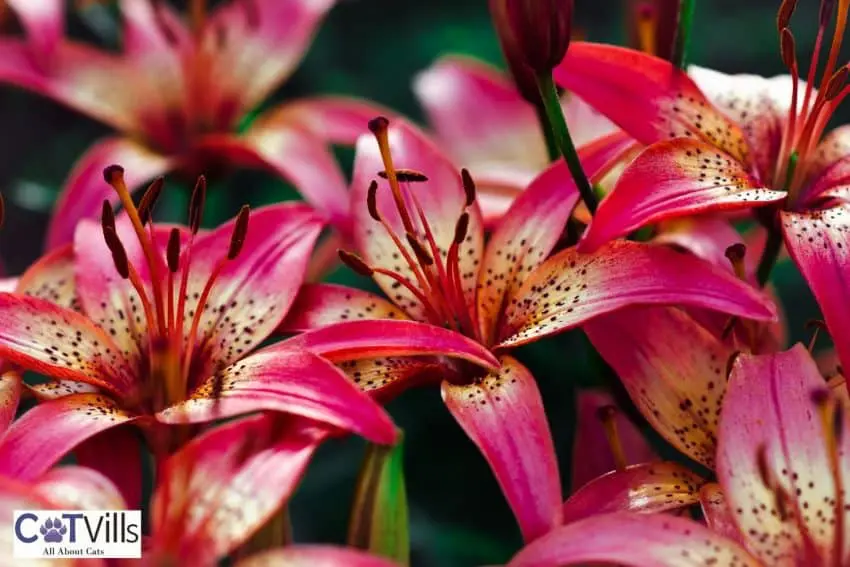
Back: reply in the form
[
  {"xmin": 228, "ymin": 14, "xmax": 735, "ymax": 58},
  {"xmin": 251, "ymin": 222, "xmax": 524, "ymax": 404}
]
[
  {"xmin": 378, "ymin": 169, "xmax": 429, "ymax": 183},
  {"xmin": 167, "ymin": 228, "xmax": 181, "ymax": 273},
  {"xmin": 461, "ymin": 169, "xmax": 476, "ymax": 207},
  {"xmin": 101, "ymin": 200, "xmax": 116, "ymax": 233},
  {"xmin": 454, "ymin": 213, "xmax": 470, "ymax": 245},
  {"xmin": 138, "ymin": 177, "xmax": 165, "ymax": 226},
  {"xmin": 227, "ymin": 205, "xmax": 250, "ymax": 260},
  {"xmin": 406, "ymin": 233, "xmax": 434, "ymax": 265},
  {"xmin": 103, "ymin": 228, "xmax": 130, "ymax": 279},
  {"xmin": 368, "ymin": 116, "xmax": 390, "ymax": 136},
  {"xmin": 755, "ymin": 444, "xmax": 773, "ymax": 488},
  {"xmin": 338, "ymin": 250, "xmax": 374, "ymax": 277},
  {"xmin": 103, "ymin": 164, "xmax": 125, "ymax": 185},
  {"xmin": 834, "ymin": 402, "xmax": 845, "ymax": 443},
  {"xmin": 367, "ymin": 181, "xmax": 381, "ymax": 222},
  {"xmin": 724, "ymin": 243, "xmax": 746, "ymax": 264},
  {"xmin": 780, "ymin": 28, "xmax": 796, "ymax": 70},
  {"xmin": 821, "ymin": 0, "xmax": 837, "ymax": 26},
  {"xmin": 777, "ymin": 0, "xmax": 797, "ymax": 32},
  {"xmin": 824, "ymin": 66, "xmax": 849, "ymax": 100},
  {"xmin": 188, "ymin": 175, "xmax": 207, "ymax": 234}
]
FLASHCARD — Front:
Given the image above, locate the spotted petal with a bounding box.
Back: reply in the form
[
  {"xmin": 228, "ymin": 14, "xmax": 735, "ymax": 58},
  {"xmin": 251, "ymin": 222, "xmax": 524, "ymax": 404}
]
[
  {"xmin": 278, "ymin": 284, "xmax": 407, "ymax": 333},
  {"xmin": 507, "ymin": 512, "xmax": 760, "ymax": 567},
  {"xmin": 719, "ymin": 345, "xmax": 850, "ymax": 566},
  {"xmin": 151, "ymin": 414, "xmax": 325, "ymax": 563},
  {"xmin": 351, "ymin": 120, "xmax": 485, "ymax": 322},
  {"xmin": 0, "ymin": 293, "xmax": 136, "ymax": 396},
  {"xmin": 579, "ymin": 138, "xmax": 783, "ymax": 252},
  {"xmin": 442, "ymin": 356, "xmax": 562, "ymax": 543},
  {"xmin": 16, "ymin": 244, "xmax": 79, "ymax": 311},
  {"xmin": 699, "ymin": 484, "xmax": 744, "ymax": 544},
  {"xmin": 157, "ymin": 348, "xmax": 397, "ymax": 446},
  {"xmin": 279, "ymin": 320, "xmax": 499, "ymax": 370},
  {"xmin": 0, "ymin": 393, "xmax": 137, "ymax": 481},
  {"xmin": 781, "ymin": 205, "xmax": 850, "ymax": 380},
  {"xmin": 237, "ymin": 546, "xmax": 401, "ymax": 567},
  {"xmin": 0, "ymin": 373, "xmax": 21, "ymax": 435},
  {"xmin": 498, "ymin": 241, "xmax": 777, "ymax": 349},
  {"xmin": 562, "ymin": 462, "xmax": 705, "ymax": 524},
  {"xmin": 46, "ymin": 137, "xmax": 173, "ymax": 249},
  {"xmin": 554, "ymin": 42, "xmax": 753, "ymax": 165},
  {"xmin": 584, "ymin": 306, "xmax": 734, "ymax": 468}
]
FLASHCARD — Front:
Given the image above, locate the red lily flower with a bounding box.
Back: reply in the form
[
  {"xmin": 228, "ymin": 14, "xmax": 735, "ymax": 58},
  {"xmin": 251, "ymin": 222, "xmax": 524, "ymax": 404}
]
[
  {"xmin": 0, "ymin": 0, "xmax": 390, "ymax": 247},
  {"xmin": 281, "ymin": 117, "xmax": 777, "ymax": 542},
  {"xmin": 413, "ymin": 56, "xmax": 623, "ymax": 223},
  {"xmin": 504, "ymin": 344, "xmax": 850, "ymax": 567},
  {"xmin": 553, "ymin": 0, "xmax": 850, "ymax": 252}
]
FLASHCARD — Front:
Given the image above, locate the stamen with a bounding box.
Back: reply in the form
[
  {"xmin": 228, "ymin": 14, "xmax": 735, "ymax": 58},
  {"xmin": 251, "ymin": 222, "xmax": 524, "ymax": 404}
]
[
  {"xmin": 227, "ymin": 206, "xmax": 250, "ymax": 260},
  {"xmin": 405, "ymin": 233, "xmax": 434, "ymax": 266},
  {"xmin": 825, "ymin": 66, "xmax": 849, "ymax": 101},
  {"xmin": 776, "ymin": 28, "xmax": 801, "ymax": 186},
  {"xmin": 461, "ymin": 169, "xmax": 476, "ymax": 207},
  {"xmin": 378, "ymin": 169, "xmax": 429, "ymax": 183},
  {"xmin": 167, "ymin": 230, "xmax": 181, "ymax": 274},
  {"xmin": 777, "ymin": 0, "xmax": 798, "ymax": 31},
  {"xmin": 102, "ymin": 227, "xmax": 130, "ymax": 280},
  {"xmin": 635, "ymin": 2, "xmax": 656, "ymax": 54},
  {"xmin": 724, "ymin": 243, "xmax": 748, "ymax": 281},
  {"xmin": 367, "ymin": 181, "xmax": 380, "ymax": 222},
  {"xmin": 368, "ymin": 117, "xmax": 416, "ymax": 234},
  {"xmin": 596, "ymin": 405, "xmax": 628, "ymax": 471},
  {"xmin": 188, "ymin": 176, "xmax": 207, "ymax": 235},
  {"xmin": 138, "ymin": 177, "xmax": 164, "ymax": 227},
  {"xmin": 817, "ymin": 0, "xmax": 849, "ymax": 96},
  {"xmin": 338, "ymin": 250, "xmax": 375, "ymax": 276}
]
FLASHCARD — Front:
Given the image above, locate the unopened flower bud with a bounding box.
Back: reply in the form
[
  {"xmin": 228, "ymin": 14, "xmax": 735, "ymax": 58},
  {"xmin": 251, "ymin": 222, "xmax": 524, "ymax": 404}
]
[
  {"xmin": 502, "ymin": 0, "xmax": 574, "ymax": 74},
  {"xmin": 489, "ymin": 0, "xmax": 541, "ymax": 102}
]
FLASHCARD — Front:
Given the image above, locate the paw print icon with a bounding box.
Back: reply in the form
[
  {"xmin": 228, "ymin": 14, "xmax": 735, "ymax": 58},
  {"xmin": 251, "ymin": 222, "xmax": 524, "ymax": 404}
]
[{"xmin": 40, "ymin": 517, "xmax": 67, "ymax": 543}]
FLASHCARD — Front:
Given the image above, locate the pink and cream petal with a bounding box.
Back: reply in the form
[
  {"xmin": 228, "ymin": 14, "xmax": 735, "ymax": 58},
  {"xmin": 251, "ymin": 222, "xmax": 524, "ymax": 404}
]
[
  {"xmin": 562, "ymin": 462, "xmax": 705, "ymax": 523},
  {"xmin": 5, "ymin": 0, "xmax": 63, "ymax": 61},
  {"xmin": 258, "ymin": 97, "xmax": 396, "ymax": 146},
  {"xmin": 176, "ymin": 203, "xmax": 323, "ymax": 371},
  {"xmin": 33, "ymin": 466, "xmax": 127, "ymax": 511},
  {"xmin": 151, "ymin": 414, "xmax": 325, "ymax": 563},
  {"xmin": 351, "ymin": 120, "xmax": 485, "ymax": 321},
  {"xmin": 196, "ymin": 130, "xmax": 350, "ymax": 231},
  {"xmin": 0, "ymin": 393, "xmax": 137, "ymax": 481},
  {"xmin": 120, "ymin": 0, "xmax": 190, "ymax": 57},
  {"xmin": 157, "ymin": 349, "xmax": 397, "ymax": 446},
  {"xmin": 0, "ymin": 372, "xmax": 21, "ymax": 435},
  {"xmin": 579, "ymin": 138, "xmax": 783, "ymax": 252},
  {"xmin": 0, "ymin": 293, "xmax": 136, "ymax": 396},
  {"xmin": 803, "ymin": 125, "xmax": 850, "ymax": 195},
  {"xmin": 413, "ymin": 56, "xmax": 548, "ymax": 173},
  {"xmin": 236, "ymin": 546, "xmax": 401, "ymax": 567},
  {"xmin": 719, "ymin": 345, "xmax": 850, "ymax": 566},
  {"xmin": 653, "ymin": 216, "xmax": 744, "ymax": 273},
  {"xmin": 27, "ymin": 380, "xmax": 99, "ymax": 401},
  {"xmin": 278, "ymin": 319, "xmax": 499, "ymax": 370},
  {"xmin": 497, "ymin": 241, "xmax": 777, "ymax": 349},
  {"xmin": 73, "ymin": 426, "xmax": 143, "ymax": 509},
  {"xmin": 442, "ymin": 356, "xmax": 562, "ymax": 543},
  {"xmin": 561, "ymin": 91, "xmax": 619, "ymax": 147},
  {"xmin": 278, "ymin": 284, "xmax": 407, "ymax": 333},
  {"xmin": 800, "ymin": 153, "xmax": 850, "ymax": 207},
  {"xmin": 570, "ymin": 390, "xmax": 657, "ymax": 493},
  {"xmin": 584, "ymin": 306, "xmax": 734, "ymax": 468},
  {"xmin": 339, "ymin": 356, "xmax": 443, "ymax": 401},
  {"xmin": 554, "ymin": 42, "xmax": 753, "ymax": 165},
  {"xmin": 16, "ymin": 244, "xmax": 80, "ymax": 311},
  {"xmin": 699, "ymin": 484, "xmax": 745, "ymax": 545},
  {"xmin": 507, "ymin": 512, "xmax": 760, "ymax": 567},
  {"xmin": 46, "ymin": 137, "xmax": 173, "ymax": 249},
  {"xmin": 781, "ymin": 205, "xmax": 850, "ymax": 377},
  {"xmin": 205, "ymin": 0, "xmax": 335, "ymax": 118}
]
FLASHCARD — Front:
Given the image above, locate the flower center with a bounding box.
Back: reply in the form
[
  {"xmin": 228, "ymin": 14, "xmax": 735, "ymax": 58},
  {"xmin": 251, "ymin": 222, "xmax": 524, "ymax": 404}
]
[
  {"xmin": 775, "ymin": 0, "xmax": 850, "ymax": 195},
  {"xmin": 339, "ymin": 117, "xmax": 483, "ymax": 342},
  {"xmin": 102, "ymin": 166, "xmax": 250, "ymax": 413}
]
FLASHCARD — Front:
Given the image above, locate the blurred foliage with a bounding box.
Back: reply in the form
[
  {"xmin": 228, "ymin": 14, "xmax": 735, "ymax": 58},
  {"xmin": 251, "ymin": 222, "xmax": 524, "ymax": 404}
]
[{"xmin": 0, "ymin": 0, "xmax": 844, "ymax": 565}]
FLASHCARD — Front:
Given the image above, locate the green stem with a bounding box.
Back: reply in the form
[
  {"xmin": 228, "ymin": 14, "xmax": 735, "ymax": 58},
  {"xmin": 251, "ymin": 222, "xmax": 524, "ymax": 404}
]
[
  {"xmin": 672, "ymin": 0, "xmax": 695, "ymax": 70},
  {"xmin": 535, "ymin": 102, "xmax": 560, "ymax": 162},
  {"xmin": 536, "ymin": 73, "xmax": 598, "ymax": 215},
  {"xmin": 756, "ymin": 227, "xmax": 782, "ymax": 287}
]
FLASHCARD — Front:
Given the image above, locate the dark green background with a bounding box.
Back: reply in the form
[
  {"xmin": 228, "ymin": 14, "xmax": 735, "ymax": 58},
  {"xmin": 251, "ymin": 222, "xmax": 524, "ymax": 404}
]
[{"xmin": 0, "ymin": 1, "xmax": 840, "ymax": 565}]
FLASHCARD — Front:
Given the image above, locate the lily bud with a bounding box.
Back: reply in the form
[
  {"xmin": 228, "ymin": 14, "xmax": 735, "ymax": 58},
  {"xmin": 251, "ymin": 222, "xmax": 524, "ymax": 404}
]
[
  {"xmin": 489, "ymin": 0, "xmax": 541, "ymax": 102},
  {"xmin": 498, "ymin": 0, "xmax": 574, "ymax": 75}
]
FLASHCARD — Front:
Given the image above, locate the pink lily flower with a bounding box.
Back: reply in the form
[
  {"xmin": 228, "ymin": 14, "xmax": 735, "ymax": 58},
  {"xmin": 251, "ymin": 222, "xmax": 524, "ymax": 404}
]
[
  {"xmin": 505, "ymin": 344, "xmax": 850, "ymax": 567},
  {"xmin": 281, "ymin": 116, "xmax": 777, "ymax": 542},
  {"xmin": 142, "ymin": 411, "xmax": 399, "ymax": 566},
  {"xmin": 0, "ymin": 170, "xmax": 503, "ymax": 509},
  {"xmin": 413, "ymin": 55, "xmax": 625, "ymax": 223},
  {"xmin": 553, "ymin": 2, "xmax": 850, "ymax": 253},
  {"xmin": 0, "ymin": 0, "xmax": 390, "ymax": 247}
]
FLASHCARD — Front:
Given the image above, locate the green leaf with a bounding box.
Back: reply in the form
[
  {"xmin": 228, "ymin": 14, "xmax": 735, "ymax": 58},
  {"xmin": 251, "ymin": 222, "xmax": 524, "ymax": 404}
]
[{"xmin": 348, "ymin": 432, "xmax": 410, "ymax": 565}]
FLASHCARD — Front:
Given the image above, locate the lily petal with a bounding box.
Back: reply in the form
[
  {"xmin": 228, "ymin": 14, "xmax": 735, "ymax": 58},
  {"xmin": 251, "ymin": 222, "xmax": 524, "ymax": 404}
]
[
  {"xmin": 0, "ymin": 393, "xmax": 137, "ymax": 480},
  {"xmin": 562, "ymin": 462, "xmax": 705, "ymax": 524},
  {"xmin": 196, "ymin": 130, "xmax": 350, "ymax": 231},
  {"xmin": 73, "ymin": 426, "xmax": 142, "ymax": 509},
  {"xmin": 0, "ymin": 293, "xmax": 136, "ymax": 396},
  {"xmin": 28, "ymin": 380, "xmax": 100, "ymax": 401},
  {"xmin": 278, "ymin": 284, "xmax": 407, "ymax": 333},
  {"xmin": 152, "ymin": 414, "xmax": 325, "ymax": 563},
  {"xmin": 15, "ymin": 244, "xmax": 79, "ymax": 311},
  {"xmin": 46, "ymin": 137, "xmax": 173, "ymax": 249},
  {"xmin": 554, "ymin": 42, "xmax": 753, "ymax": 165},
  {"xmin": 781, "ymin": 205, "xmax": 850, "ymax": 377},
  {"xmin": 259, "ymin": 97, "xmax": 396, "ymax": 146},
  {"xmin": 33, "ymin": 466, "xmax": 127, "ymax": 511},
  {"xmin": 339, "ymin": 357, "xmax": 443, "ymax": 402},
  {"xmin": 477, "ymin": 133, "xmax": 633, "ymax": 343},
  {"xmin": 507, "ymin": 512, "xmax": 760, "ymax": 567},
  {"xmin": 442, "ymin": 355, "xmax": 562, "ymax": 543},
  {"xmin": 278, "ymin": 319, "xmax": 499, "ymax": 370},
  {"xmin": 584, "ymin": 306, "xmax": 734, "ymax": 468},
  {"xmin": 699, "ymin": 483, "xmax": 745, "ymax": 545},
  {"xmin": 803, "ymin": 125, "xmax": 850, "ymax": 195},
  {"xmin": 120, "ymin": 0, "xmax": 190, "ymax": 56},
  {"xmin": 237, "ymin": 545, "xmax": 400, "ymax": 567},
  {"xmin": 351, "ymin": 120, "xmax": 484, "ymax": 321},
  {"xmin": 579, "ymin": 138, "xmax": 783, "ymax": 252},
  {"xmin": 157, "ymin": 348, "xmax": 397, "ymax": 445},
  {"xmin": 5, "ymin": 0, "xmax": 63, "ymax": 61},
  {"xmin": 0, "ymin": 372, "xmax": 21, "ymax": 435},
  {"xmin": 653, "ymin": 216, "xmax": 744, "ymax": 272},
  {"xmin": 719, "ymin": 345, "xmax": 850, "ymax": 566},
  {"xmin": 498, "ymin": 241, "xmax": 777, "ymax": 349},
  {"xmin": 570, "ymin": 390, "xmax": 657, "ymax": 493},
  {"xmin": 205, "ymin": 0, "xmax": 335, "ymax": 117},
  {"xmin": 178, "ymin": 203, "xmax": 323, "ymax": 371},
  {"xmin": 413, "ymin": 56, "xmax": 548, "ymax": 173}
]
